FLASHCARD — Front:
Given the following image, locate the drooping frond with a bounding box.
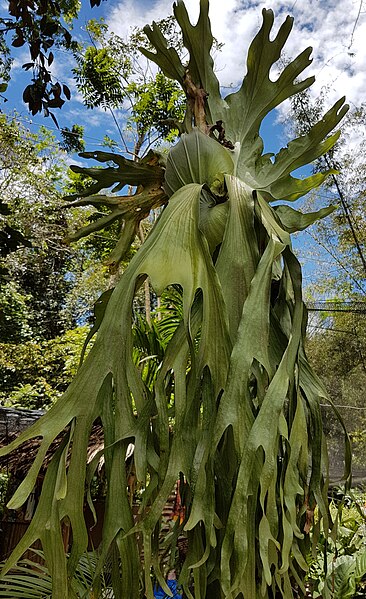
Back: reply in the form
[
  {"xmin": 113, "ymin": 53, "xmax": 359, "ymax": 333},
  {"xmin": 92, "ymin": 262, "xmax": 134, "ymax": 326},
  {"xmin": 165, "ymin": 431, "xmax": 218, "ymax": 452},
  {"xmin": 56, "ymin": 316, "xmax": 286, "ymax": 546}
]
[{"xmin": 0, "ymin": 3, "xmax": 351, "ymax": 599}]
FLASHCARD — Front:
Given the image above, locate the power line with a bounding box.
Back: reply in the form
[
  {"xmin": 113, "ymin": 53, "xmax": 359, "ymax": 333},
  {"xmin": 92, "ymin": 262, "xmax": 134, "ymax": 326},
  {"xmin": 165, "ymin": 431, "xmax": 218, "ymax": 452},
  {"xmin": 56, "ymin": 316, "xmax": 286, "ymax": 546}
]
[
  {"xmin": 307, "ymin": 301, "xmax": 366, "ymax": 313},
  {"xmin": 308, "ymin": 325, "xmax": 357, "ymax": 334},
  {"xmin": 3, "ymin": 112, "xmax": 127, "ymax": 151},
  {"xmin": 348, "ymin": 0, "xmax": 364, "ymax": 50},
  {"xmin": 320, "ymin": 403, "xmax": 366, "ymax": 410},
  {"xmin": 294, "ymin": 95, "xmax": 366, "ymax": 281}
]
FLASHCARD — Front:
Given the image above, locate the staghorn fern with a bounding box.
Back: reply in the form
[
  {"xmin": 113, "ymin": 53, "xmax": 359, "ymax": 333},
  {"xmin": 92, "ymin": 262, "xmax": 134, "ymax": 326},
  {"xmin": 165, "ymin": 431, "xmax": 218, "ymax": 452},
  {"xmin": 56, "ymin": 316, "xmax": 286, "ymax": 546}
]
[{"xmin": 0, "ymin": 2, "xmax": 351, "ymax": 598}]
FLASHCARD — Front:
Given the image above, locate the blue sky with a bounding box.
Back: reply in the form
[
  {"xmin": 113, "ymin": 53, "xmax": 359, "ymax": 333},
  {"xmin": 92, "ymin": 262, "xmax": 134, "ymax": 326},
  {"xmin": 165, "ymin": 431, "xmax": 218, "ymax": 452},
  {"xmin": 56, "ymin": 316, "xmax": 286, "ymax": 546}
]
[
  {"xmin": 4, "ymin": 0, "xmax": 363, "ymax": 160},
  {"xmin": 3, "ymin": 0, "xmax": 365, "ymax": 163},
  {"xmin": 1, "ymin": 0, "xmax": 365, "ymax": 293},
  {"xmin": 3, "ymin": 0, "xmax": 365, "ymax": 149},
  {"xmin": 0, "ymin": 0, "xmax": 300, "ymax": 159}
]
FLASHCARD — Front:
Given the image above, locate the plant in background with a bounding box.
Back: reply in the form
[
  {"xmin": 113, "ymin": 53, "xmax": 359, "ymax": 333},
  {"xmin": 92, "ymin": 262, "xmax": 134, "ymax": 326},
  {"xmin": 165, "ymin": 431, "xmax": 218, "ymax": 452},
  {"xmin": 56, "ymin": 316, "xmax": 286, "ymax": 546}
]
[
  {"xmin": 0, "ymin": 2, "xmax": 351, "ymax": 598},
  {"xmin": 0, "ymin": 326, "xmax": 90, "ymax": 410},
  {"xmin": 72, "ymin": 15, "xmax": 186, "ymax": 157},
  {"xmin": 0, "ymin": 472, "xmax": 10, "ymax": 520},
  {"xmin": 0, "ymin": 0, "xmax": 79, "ymax": 122},
  {"xmin": 307, "ymin": 492, "xmax": 366, "ymax": 598},
  {"xmin": 0, "ymin": 550, "xmax": 114, "ymax": 598}
]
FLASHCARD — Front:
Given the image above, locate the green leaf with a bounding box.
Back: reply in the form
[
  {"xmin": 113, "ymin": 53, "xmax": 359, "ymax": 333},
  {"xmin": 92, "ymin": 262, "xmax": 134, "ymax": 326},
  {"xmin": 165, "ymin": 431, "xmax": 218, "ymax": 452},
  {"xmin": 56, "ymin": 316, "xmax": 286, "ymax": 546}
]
[
  {"xmin": 233, "ymin": 97, "xmax": 348, "ymax": 199},
  {"xmin": 215, "ymin": 176, "xmax": 259, "ymax": 338},
  {"xmin": 65, "ymin": 151, "xmax": 167, "ymax": 265},
  {"xmin": 254, "ymin": 99, "xmax": 348, "ymax": 198},
  {"xmin": 164, "ymin": 128, "xmax": 234, "ymax": 195},
  {"xmin": 198, "ymin": 188, "xmax": 228, "ymax": 254},
  {"xmin": 224, "ymin": 9, "xmax": 314, "ymax": 167},
  {"xmin": 355, "ymin": 547, "xmax": 366, "ymax": 581},
  {"xmin": 267, "ymin": 169, "xmax": 339, "ymax": 201},
  {"xmin": 1, "ymin": 442, "xmax": 70, "ymax": 599},
  {"xmin": 274, "ymin": 203, "xmax": 336, "ymax": 233},
  {"xmin": 68, "ymin": 150, "xmax": 165, "ymax": 198},
  {"xmin": 79, "ymin": 288, "xmax": 113, "ymax": 366},
  {"xmin": 173, "ymin": 0, "xmax": 225, "ymax": 124},
  {"xmin": 324, "ymin": 555, "xmax": 357, "ymax": 599},
  {"xmin": 140, "ymin": 22, "xmax": 186, "ymax": 84}
]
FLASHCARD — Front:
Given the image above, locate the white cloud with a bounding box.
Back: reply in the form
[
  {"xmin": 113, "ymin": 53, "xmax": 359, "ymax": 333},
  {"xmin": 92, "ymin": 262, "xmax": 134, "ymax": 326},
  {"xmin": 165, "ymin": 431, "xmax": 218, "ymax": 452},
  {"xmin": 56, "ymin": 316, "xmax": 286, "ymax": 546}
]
[
  {"xmin": 108, "ymin": 0, "xmax": 366, "ymax": 106},
  {"xmin": 65, "ymin": 107, "xmax": 106, "ymax": 128},
  {"xmin": 10, "ymin": 48, "xmax": 31, "ymax": 74}
]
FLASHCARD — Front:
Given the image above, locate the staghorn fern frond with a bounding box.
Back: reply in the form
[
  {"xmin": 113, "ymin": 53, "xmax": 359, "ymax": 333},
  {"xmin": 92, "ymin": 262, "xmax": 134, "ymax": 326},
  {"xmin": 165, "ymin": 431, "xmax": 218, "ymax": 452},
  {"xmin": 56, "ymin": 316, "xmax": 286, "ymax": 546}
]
[
  {"xmin": 0, "ymin": 2, "xmax": 351, "ymax": 598},
  {"xmin": 65, "ymin": 149, "xmax": 167, "ymax": 268},
  {"xmin": 66, "ymin": 3, "xmax": 346, "ymax": 270}
]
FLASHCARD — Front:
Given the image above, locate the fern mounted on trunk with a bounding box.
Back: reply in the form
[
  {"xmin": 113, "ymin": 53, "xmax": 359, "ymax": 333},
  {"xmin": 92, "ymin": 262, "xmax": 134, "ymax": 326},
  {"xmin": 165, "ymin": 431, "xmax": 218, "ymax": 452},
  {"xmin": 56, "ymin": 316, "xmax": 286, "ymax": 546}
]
[{"xmin": 0, "ymin": 2, "xmax": 351, "ymax": 598}]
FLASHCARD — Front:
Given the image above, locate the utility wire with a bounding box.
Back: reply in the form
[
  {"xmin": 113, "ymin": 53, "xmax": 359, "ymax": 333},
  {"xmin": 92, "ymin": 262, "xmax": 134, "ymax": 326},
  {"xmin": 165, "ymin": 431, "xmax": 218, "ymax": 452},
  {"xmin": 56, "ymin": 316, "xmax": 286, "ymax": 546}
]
[
  {"xmin": 320, "ymin": 404, "xmax": 366, "ymax": 410},
  {"xmin": 6, "ymin": 112, "xmax": 161, "ymax": 159},
  {"xmin": 308, "ymin": 325, "xmax": 358, "ymax": 334},
  {"xmin": 307, "ymin": 301, "xmax": 366, "ymax": 313},
  {"xmin": 296, "ymin": 95, "xmax": 366, "ymax": 282},
  {"xmin": 348, "ymin": 0, "xmax": 364, "ymax": 50},
  {"xmin": 4, "ymin": 112, "xmax": 128, "ymax": 151}
]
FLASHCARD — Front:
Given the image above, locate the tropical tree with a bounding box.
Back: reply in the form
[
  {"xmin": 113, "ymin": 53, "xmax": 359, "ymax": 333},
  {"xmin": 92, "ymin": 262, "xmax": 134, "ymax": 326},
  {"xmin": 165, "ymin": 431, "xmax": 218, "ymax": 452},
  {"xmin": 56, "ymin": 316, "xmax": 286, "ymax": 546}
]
[
  {"xmin": 0, "ymin": 326, "xmax": 90, "ymax": 410},
  {"xmin": 0, "ymin": 0, "xmax": 80, "ymax": 121},
  {"xmin": 72, "ymin": 16, "xmax": 186, "ymax": 157},
  {"xmin": 0, "ymin": 2, "xmax": 351, "ymax": 599},
  {"xmin": 0, "ymin": 113, "xmax": 110, "ymax": 410},
  {"xmin": 0, "ymin": 112, "xmax": 110, "ymax": 340},
  {"xmin": 0, "ymin": 112, "xmax": 73, "ymax": 340},
  {"xmin": 286, "ymin": 91, "xmax": 366, "ymax": 298}
]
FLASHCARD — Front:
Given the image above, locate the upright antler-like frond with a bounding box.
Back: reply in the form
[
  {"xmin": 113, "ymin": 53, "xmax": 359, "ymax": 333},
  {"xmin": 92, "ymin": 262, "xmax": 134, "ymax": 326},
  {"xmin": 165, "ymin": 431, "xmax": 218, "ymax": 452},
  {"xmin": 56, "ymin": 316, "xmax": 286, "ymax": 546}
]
[{"xmin": 0, "ymin": 3, "xmax": 351, "ymax": 598}]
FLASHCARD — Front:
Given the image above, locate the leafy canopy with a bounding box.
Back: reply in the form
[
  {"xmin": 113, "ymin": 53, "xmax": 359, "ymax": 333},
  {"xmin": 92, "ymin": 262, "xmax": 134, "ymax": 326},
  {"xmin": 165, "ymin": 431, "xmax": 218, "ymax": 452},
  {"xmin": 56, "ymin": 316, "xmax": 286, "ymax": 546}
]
[{"xmin": 0, "ymin": 0, "xmax": 80, "ymax": 122}]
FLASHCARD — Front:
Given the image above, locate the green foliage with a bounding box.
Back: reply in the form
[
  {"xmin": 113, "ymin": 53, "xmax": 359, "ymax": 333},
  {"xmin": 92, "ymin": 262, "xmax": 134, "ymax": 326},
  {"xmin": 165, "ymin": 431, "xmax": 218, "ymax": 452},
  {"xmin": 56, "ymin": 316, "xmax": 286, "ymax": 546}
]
[
  {"xmin": 0, "ymin": 282, "xmax": 32, "ymax": 343},
  {"xmin": 0, "ymin": 327, "xmax": 89, "ymax": 410},
  {"xmin": 128, "ymin": 72, "xmax": 186, "ymax": 140},
  {"xmin": 60, "ymin": 125, "xmax": 85, "ymax": 154},
  {"xmin": 0, "ymin": 3, "xmax": 352, "ymax": 599},
  {"xmin": 0, "ymin": 0, "xmax": 80, "ymax": 121},
  {"xmin": 0, "ymin": 549, "xmax": 113, "ymax": 598},
  {"xmin": 0, "ymin": 31, "xmax": 11, "ymax": 88},
  {"xmin": 72, "ymin": 16, "xmax": 186, "ymax": 153},
  {"xmin": 73, "ymin": 45, "xmax": 128, "ymax": 109},
  {"xmin": 291, "ymin": 95, "xmax": 366, "ymax": 471},
  {"xmin": 288, "ymin": 92, "xmax": 366, "ymax": 297},
  {"xmin": 66, "ymin": 149, "xmax": 166, "ymax": 268},
  {"xmin": 306, "ymin": 310, "xmax": 366, "ymax": 468},
  {"xmin": 0, "ymin": 194, "xmax": 31, "ymax": 285},
  {"xmin": 0, "ymin": 113, "xmax": 71, "ymax": 337},
  {"xmin": 0, "ymin": 115, "xmax": 114, "ymax": 419},
  {"xmin": 0, "ymin": 112, "xmax": 110, "ymax": 338},
  {"xmin": 308, "ymin": 493, "xmax": 366, "ymax": 598},
  {"xmin": 63, "ymin": 170, "xmax": 96, "ymax": 197},
  {"xmin": 0, "ymin": 472, "xmax": 10, "ymax": 520}
]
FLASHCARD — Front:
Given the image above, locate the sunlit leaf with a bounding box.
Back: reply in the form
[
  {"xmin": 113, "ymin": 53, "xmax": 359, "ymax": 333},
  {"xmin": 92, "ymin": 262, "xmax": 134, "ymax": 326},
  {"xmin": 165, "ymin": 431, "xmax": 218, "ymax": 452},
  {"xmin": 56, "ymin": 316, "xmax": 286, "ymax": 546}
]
[
  {"xmin": 274, "ymin": 203, "xmax": 336, "ymax": 232},
  {"xmin": 165, "ymin": 128, "xmax": 234, "ymax": 196},
  {"xmin": 0, "ymin": 2, "xmax": 351, "ymax": 598}
]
